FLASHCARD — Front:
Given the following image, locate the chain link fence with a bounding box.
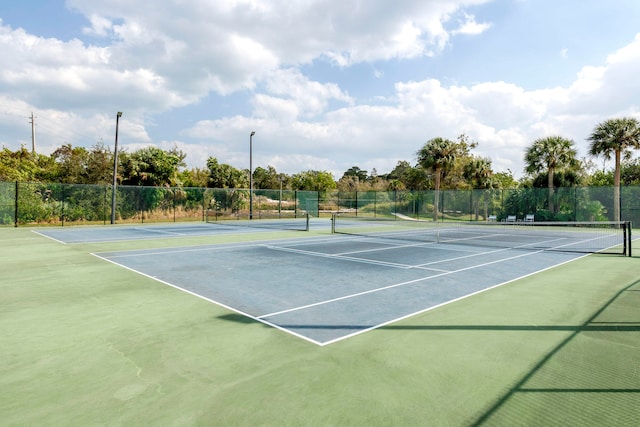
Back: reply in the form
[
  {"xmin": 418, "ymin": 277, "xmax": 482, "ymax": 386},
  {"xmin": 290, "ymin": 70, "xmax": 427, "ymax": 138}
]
[
  {"xmin": 0, "ymin": 181, "xmax": 319, "ymax": 227},
  {"xmin": 318, "ymin": 186, "xmax": 640, "ymax": 224},
  {"xmin": 2, "ymin": 181, "xmax": 638, "ymax": 227}
]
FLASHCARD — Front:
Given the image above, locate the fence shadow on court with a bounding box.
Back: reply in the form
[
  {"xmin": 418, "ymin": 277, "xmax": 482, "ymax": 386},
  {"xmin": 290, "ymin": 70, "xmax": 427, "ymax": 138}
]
[
  {"xmin": 218, "ymin": 277, "xmax": 640, "ymax": 425},
  {"xmin": 464, "ymin": 278, "xmax": 640, "ymax": 426}
]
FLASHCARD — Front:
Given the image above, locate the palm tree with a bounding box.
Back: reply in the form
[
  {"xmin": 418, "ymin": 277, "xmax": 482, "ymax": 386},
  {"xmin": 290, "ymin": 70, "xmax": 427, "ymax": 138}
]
[
  {"xmin": 417, "ymin": 137, "xmax": 458, "ymax": 221},
  {"xmin": 588, "ymin": 117, "xmax": 640, "ymax": 222},
  {"xmin": 524, "ymin": 136, "xmax": 577, "ymax": 214},
  {"xmin": 464, "ymin": 157, "xmax": 494, "ymax": 220}
]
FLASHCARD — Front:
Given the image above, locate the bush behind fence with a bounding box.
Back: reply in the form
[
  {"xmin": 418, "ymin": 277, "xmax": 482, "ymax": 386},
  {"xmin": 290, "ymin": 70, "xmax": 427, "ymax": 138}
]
[
  {"xmin": 1, "ymin": 181, "xmax": 638, "ymax": 226},
  {"xmin": 0, "ymin": 181, "xmax": 318, "ymax": 226},
  {"xmin": 319, "ymin": 186, "xmax": 640, "ymax": 224}
]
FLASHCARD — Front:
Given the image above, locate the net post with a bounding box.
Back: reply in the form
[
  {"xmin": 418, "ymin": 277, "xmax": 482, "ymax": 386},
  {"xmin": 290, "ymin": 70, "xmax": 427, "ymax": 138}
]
[
  {"xmin": 331, "ymin": 212, "xmax": 336, "ymax": 233},
  {"xmin": 627, "ymin": 221, "xmax": 632, "ymax": 257},
  {"xmin": 305, "ymin": 212, "xmax": 310, "ymax": 231}
]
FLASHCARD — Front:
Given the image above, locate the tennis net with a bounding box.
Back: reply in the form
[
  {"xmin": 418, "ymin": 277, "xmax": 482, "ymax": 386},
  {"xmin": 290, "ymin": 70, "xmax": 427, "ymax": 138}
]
[
  {"xmin": 331, "ymin": 213, "xmax": 632, "ymax": 256},
  {"xmin": 206, "ymin": 210, "xmax": 310, "ymax": 231}
]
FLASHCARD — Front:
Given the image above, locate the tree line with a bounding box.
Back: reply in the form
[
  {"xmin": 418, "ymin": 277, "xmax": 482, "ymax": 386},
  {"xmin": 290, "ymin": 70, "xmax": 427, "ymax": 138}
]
[{"xmin": 2, "ymin": 117, "xmax": 639, "ymax": 219}]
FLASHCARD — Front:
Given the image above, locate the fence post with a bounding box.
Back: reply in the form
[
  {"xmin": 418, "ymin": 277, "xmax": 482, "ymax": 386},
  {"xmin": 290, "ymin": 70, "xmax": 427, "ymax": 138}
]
[
  {"xmin": 374, "ymin": 191, "xmax": 377, "ymax": 217},
  {"xmin": 355, "ymin": 191, "xmax": 358, "ymax": 216},
  {"xmin": 620, "ymin": 187, "xmax": 623, "ymax": 222},
  {"xmin": 14, "ymin": 181, "xmax": 18, "ymax": 227},
  {"xmin": 103, "ymin": 185, "xmax": 108, "ymax": 225},
  {"xmin": 394, "ymin": 190, "xmax": 397, "ymax": 218},
  {"xmin": 61, "ymin": 184, "xmax": 65, "ymax": 227},
  {"xmin": 470, "ymin": 190, "xmax": 473, "ymax": 221}
]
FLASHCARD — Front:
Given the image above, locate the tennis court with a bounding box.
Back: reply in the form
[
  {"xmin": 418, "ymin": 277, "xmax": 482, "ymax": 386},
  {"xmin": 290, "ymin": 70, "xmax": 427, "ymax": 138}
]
[
  {"xmin": 34, "ymin": 215, "xmax": 316, "ymax": 244},
  {"xmin": 79, "ymin": 219, "xmax": 626, "ymax": 345},
  {"xmin": 2, "ymin": 221, "xmax": 640, "ymax": 425}
]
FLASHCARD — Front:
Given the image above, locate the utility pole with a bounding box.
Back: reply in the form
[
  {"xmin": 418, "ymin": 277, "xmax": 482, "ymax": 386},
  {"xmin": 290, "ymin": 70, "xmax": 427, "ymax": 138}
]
[{"xmin": 29, "ymin": 112, "xmax": 36, "ymax": 154}]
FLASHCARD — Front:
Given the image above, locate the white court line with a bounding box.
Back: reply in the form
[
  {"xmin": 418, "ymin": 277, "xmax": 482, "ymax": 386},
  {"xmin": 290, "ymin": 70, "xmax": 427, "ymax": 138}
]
[
  {"xmin": 333, "ymin": 240, "xmax": 440, "ymax": 256},
  {"xmin": 34, "ymin": 223, "xmax": 273, "ymax": 244},
  {"xmin": 101, "ymin": 243, "xmax": 251, "ymax": 258},
  {"xmin": 93, "ymin": 231, "xmax": 622, "ymax": 346},
  {"xmin": 263, "ymin": 244, "xmax": 451, "ymax": 272},
  {"xmin": 286, "ymin": 233, "xmax": 576, "ymax": 271},
  {"xmin": 96, "ymin": 233, "xmax": 418, "ymax": 260},
  {"xmin": 31, "ymin": 229, "xmax": 68, "ymax": 244},
  {"xmin": 258, "ymin": 247, "xmax": 556, "ymax": 320},
  {"xmin": 415, "ymin": 246, "xmax": 514, "ymax": 267},
  {"xmin": 293, "ymin": 233, "xmax": 567, "ymax": 270},
  {"xmin": 96, "ymin": 234, "xmax": 355, "ymax": 258},
  {"xmin": 414, "ymin": 235, "xmax": 600, "ymax": 269},
  {"xmin": 321, "ymin": 253, "xmax": 590, "ymax": 346},
  {"xmin": 131, "ymin": 227, "xmax": 191, "ymax": 236},
  {"xmin": 90, "ymin": 252, "xmax": 325, "ymax": 346}
]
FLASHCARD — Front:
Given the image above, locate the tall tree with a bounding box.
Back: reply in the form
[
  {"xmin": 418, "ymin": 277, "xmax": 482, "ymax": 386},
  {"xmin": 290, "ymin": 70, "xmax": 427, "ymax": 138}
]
[
  {"xmin": 342, "ymin": 166, "xmax": 368, "ymax": 182},
  {"xmin": 87, "ymin": 141, "xmax": 115, "ymax": 184},
  {"xmin": 336, "ymin": 174, "xmax": 360, "ymax": 192},
  {"xmin": 387, "ymin": 161, "xmax": 422, "ymax": 190},
  {"xmin": 621, "ymin": 158, "xmax": 640, "ymax": 185},
  {"xmin": 51, "ymin": 144, "xmax": 90, "ymax": 184},
  {"xmin": 524, "ymin": 136, "xmax": 577, "ymax": 213},
  {"xmin": 252, "ymin": 166, "xmax": 281, "ymax": 189},
  {"xmin": 443, "ymin": 133, "xmax": 479, "ymax": 190},
  {"xmin": 493, "ymin": 170, "xmax": 517, "ymax": 189},
  {"xmin": 417, "ymin": 137, "xmax": 459, "ymax": 220},
  {"xmin": 588, "ymin": 117, "xmax": 640, "ymax": 222},
  {"xmin": 291, "ymin": 170, "xmax": 336, "ymax": 191},
  {"xmin": 337, "ymin": 166, "xmax": 369, "ymax": 192},
  {"xmin": 463, "ymin": 157, "xmax": 494, "ymax": 219},
  {"xmin": 179, "ymin": 167, "xmax": 209, "ymax": 188},
  {"xmin": 206, "ymin": 157, "xmax": 247, "ymax": 189},
  {"xmin": 0, "ymin": 147, "xmax": 41, "ymax": 181},
  {"xmin": 120, "ymin": 147, "xmax": 183, "ymax": 187},
  {"xmin": 0, "ymin": 146, "xmax": 54, "ymax": 182}
]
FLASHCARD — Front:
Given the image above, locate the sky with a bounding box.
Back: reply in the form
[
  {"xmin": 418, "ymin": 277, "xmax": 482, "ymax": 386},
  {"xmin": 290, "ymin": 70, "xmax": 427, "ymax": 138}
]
[{"xmin": 1, "ymin": 0, "xmax": 640, "ymax": 180}]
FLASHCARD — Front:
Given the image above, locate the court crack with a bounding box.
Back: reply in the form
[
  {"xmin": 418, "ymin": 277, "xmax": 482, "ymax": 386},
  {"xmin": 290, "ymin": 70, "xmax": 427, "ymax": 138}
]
[{"xmin": 102, "ymin": 338, "xmax": 164, "ymax": 396}]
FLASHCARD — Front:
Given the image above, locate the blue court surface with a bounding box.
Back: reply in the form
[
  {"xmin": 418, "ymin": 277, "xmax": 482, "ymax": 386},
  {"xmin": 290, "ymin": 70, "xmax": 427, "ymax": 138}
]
[
  {"xmin": 33, "ymin": 219, "xmax": 325, "ymax": 244},
  {"xmin": 91, "ymin": 233, "xmax": 592, "ymax": 346}
]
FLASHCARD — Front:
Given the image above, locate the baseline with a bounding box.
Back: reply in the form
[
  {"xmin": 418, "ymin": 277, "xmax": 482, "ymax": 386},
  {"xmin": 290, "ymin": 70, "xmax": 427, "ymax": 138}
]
[{"xmin": 93, "ymin": 234, "xmax": 589, "ymax": 345}]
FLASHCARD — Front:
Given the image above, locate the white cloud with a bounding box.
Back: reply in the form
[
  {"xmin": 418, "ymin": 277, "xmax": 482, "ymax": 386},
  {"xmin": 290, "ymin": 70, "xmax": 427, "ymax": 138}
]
[
  {"xmin": 1, "ymin": 1, "xmax": 492, "ymax": 125},
  {"xmin": 452, "ymin": 13, "xmax": 492, "ymax": 35},
  {"xmin": 3, "ymin": 1, "xmax": 640, "ymax": 182},
  {"xmin": 82, "ymin": 14, "xmax": 113, "ymax": 37},
  {"xmin": 252, "ymin": 94, "xmax": 300, "ymax": 122},
  {"xmin": 569, "ymin": 65, "xmax": 606, "ymax": 95},
  {"xmin": 263, "ymin": 68, "xmax": 353, "ymax": 118},
  {"xmin": 176, "ymin": 30, "xmax": 640, "ymax": 178}
]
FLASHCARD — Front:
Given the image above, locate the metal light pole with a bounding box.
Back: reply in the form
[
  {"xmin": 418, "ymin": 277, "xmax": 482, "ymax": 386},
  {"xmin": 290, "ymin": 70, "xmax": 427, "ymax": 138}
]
[
  {"xmin": 249, "ymin": 131, "xmax": 255, "ymax": 220},
  {"xmin": 111, "ymin": 112, "xmax": 123, "ymax": 224}
]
